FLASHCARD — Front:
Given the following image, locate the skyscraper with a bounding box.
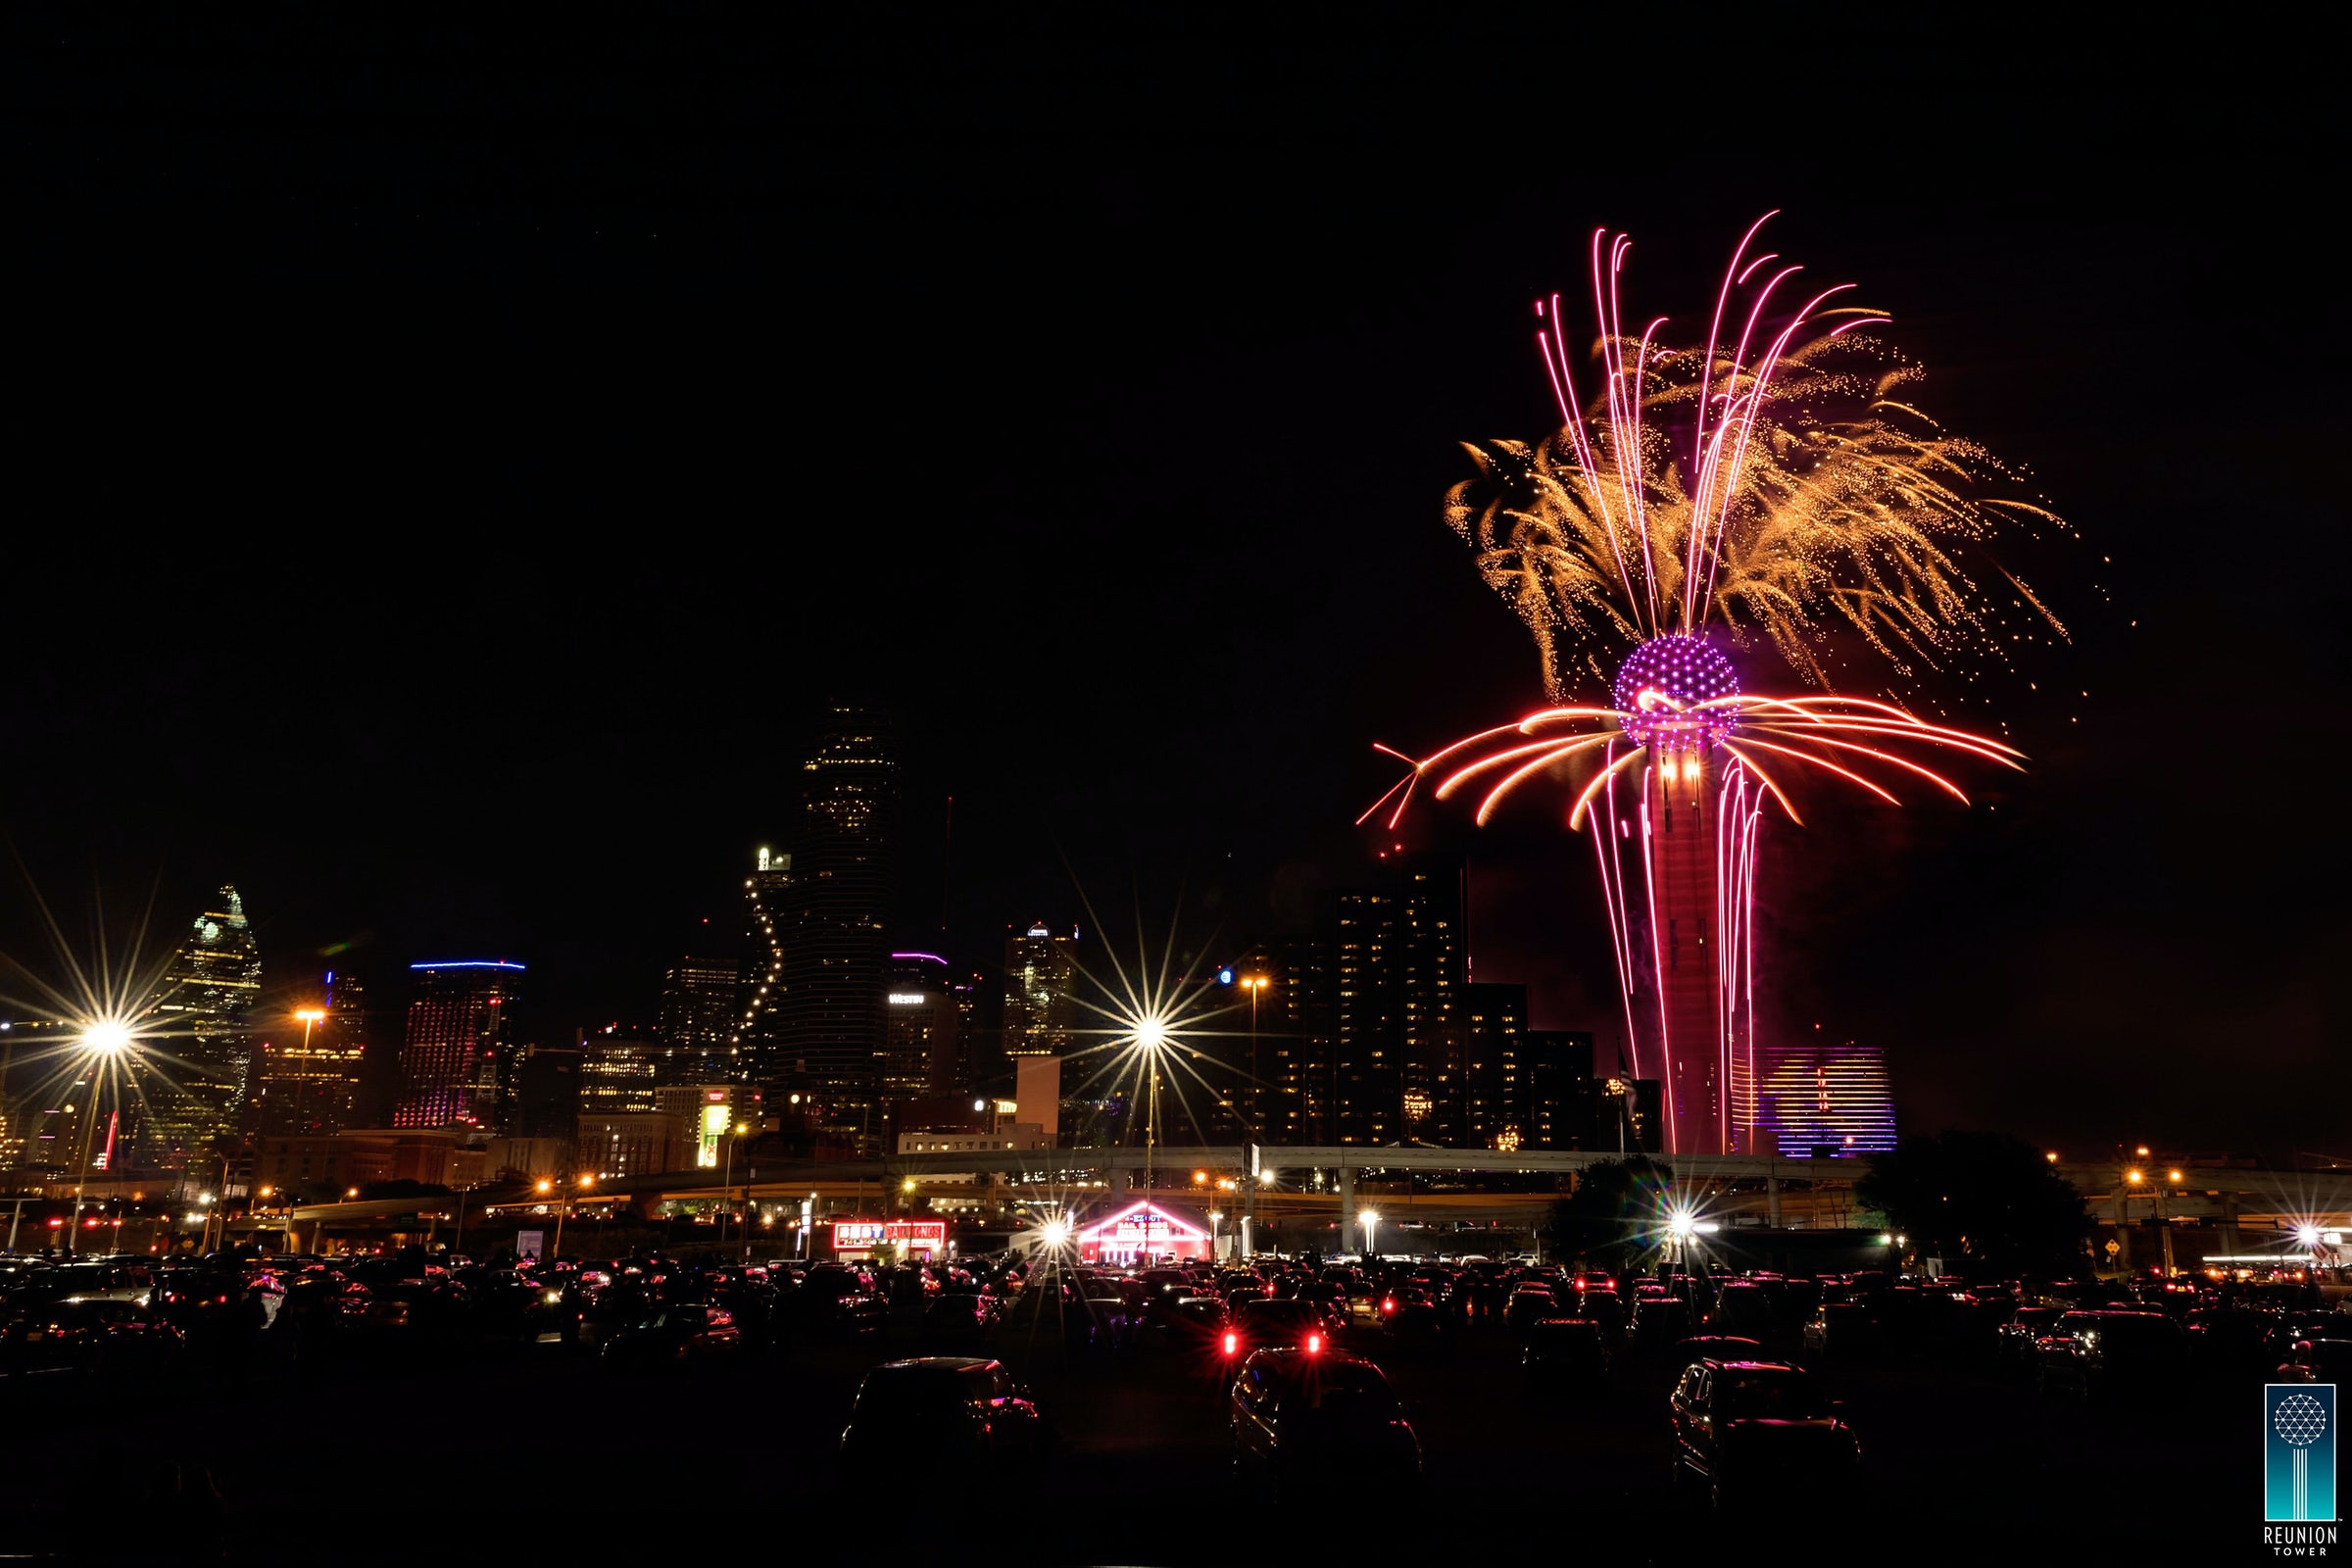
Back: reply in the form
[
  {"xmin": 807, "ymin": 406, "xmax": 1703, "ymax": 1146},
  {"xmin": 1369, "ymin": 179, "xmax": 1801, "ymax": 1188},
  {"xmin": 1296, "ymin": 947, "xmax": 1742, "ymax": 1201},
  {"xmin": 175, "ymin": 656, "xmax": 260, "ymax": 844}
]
[
  {"xmin": 732, "ymin": 848, "xmax": 793, "ymax": 1083},
  {"xmin": 1456, "ymin": 982, "xmax": 1527, "ymax": 1150},
  {"xmin": 1326, "ymin": 855, "xmax": 1464, "ymax": 1146},
  {"xmin": 773, "ymin": 706, "xmax": 896, "ymax": 1148},
  {"xmin": 662, "ymin": 954, "xmax": 741, "ymax": 1084},
  {"xmin": 249, "ymin": 972, "xmax": 367, "ymax": 1137},
  {"xmin": 1003, "ymin": 924, "xmax": 1078, "ymax": 1059},
  {"xmin": 1226, "ymin": 938, "xmax": 1329, "ymax": 1147},
  {"xmin": 393, "ymin": 960, "xmax": 522, "ymax": 1130},
  {"xmin": 578, "ymin": 1027, "xmax": 661, "ymax": 1116},
  {"xmin": 882, "ymin": 952, "xmax": 958, "ymax": 1103},
  {"xmin": 143, "ymin": 884, "xmax": 264, "ymax": 1168}
]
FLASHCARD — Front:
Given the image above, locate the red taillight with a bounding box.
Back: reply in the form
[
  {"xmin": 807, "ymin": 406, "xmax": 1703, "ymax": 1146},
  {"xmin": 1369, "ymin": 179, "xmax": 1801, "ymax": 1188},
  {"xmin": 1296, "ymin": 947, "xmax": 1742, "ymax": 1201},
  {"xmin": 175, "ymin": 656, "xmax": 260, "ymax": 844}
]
[
  {"xmin": 1222, "ymin": 1332, "xmax": 1239, "ymax": 1355},
  {"xmin": 1382, "ymin": 1297, "xmax": 1396, "ymax": 1314},
  {"xmin": 1304, "ymin": 1332, "xmax": 1322, "ymax": 1354}
]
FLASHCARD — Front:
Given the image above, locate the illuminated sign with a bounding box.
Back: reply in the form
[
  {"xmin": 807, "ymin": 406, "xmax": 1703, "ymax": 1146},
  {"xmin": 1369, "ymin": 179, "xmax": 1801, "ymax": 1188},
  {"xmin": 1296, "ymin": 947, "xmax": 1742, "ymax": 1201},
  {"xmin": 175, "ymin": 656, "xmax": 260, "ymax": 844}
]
[
  {"xmin": 831, "ymin": 1220, "xmax": 949, "ymax": 1256},
  {"xmin": 887, "ymin": 993, "xmax": 925, "ymax": 1004},
  {"xmin": 1074, "ymin": 1200, "xmax": 1212, "ymax": 1262},
  {"xmin": 698, "ymin": 1102, "xmax": 730, "ymax": 1168}
]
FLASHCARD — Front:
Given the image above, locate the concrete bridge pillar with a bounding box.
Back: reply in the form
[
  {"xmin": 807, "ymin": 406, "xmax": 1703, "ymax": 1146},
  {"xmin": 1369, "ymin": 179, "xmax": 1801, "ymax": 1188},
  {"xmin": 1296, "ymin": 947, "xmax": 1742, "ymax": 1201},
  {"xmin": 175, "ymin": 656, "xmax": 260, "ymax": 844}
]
[
  {"xmin": 1338, "ymin": 1162, "xmax": 1355, "ymax": 1259},
  {"xmin": 1766, "ymin": 1163, "xmax": 1783, "ymax": 1229}
]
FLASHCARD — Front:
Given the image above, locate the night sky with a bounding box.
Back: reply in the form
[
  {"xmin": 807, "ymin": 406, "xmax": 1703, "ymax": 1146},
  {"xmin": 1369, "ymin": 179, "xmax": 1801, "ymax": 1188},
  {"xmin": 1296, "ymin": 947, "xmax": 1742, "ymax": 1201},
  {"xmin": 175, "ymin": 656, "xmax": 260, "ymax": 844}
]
[{"xmin": 0, "ymin": 12, "xmax": 2338, "ymax": 1153}]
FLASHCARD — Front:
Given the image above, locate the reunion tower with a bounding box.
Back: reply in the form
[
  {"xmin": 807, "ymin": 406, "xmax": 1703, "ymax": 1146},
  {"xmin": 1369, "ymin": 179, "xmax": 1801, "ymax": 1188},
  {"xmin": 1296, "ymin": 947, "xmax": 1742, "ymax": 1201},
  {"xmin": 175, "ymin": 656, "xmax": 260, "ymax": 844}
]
[{"xmin": 1370, "ymin": 219, "xmax": 2045, "ymax": 1161}]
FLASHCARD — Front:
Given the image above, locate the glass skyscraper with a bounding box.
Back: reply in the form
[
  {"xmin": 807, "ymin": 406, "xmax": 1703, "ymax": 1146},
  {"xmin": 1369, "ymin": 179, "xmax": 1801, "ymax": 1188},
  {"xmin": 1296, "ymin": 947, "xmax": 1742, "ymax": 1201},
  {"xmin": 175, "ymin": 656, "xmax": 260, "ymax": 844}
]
[
  {"xmin": 142, "ymin": 884, "xmax": 264, "ymax": 1168},
  {"xmin": 773, "ymin": 705, "xmax": 895, "ymax": 1150}
]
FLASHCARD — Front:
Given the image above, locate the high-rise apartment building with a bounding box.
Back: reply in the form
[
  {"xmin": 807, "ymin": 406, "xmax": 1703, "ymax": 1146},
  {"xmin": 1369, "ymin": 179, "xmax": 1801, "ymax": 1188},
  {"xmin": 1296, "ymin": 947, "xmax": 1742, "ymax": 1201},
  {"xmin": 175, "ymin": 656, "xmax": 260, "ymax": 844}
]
[
  {"xmin": 1523, "ymin": 1028, "xmax": 1597, "ymax": 1150},
  {"xmin": 1324, "ymin": 855, "xmax": 1465, "ymax": 1146},
  {"xmin": 1456, "ymin": 982, "xmax": 1528, "ymax": 1150},
  {"xmin": 882, "ymin": 952, "xmax": 958, "ymax": 1104},
  {"xmin": 732, "ymin": 849, "xmax": 793, "ymax": 1083},
  {"xmin": 142, "ymin": 884, "xmax": 264, "ymax": 1168},
  {"xmin": 773, "ymin": 707, "xmax": 896, "ymax": 1148},
  {"xmin": 661, "ymin": 955, "xmax": 741, "ymax": 1085},
  {"xmin": 393, "ymin": 960, "xmax": 523, "ymax": 1130},
  {"xmin": 1003, "ymin": 925, "xmax": 1079, "ymax": 1058},
  {"xmin": 1224, "ymin": 938, "xmax": 1329, "ymax": 1147}
]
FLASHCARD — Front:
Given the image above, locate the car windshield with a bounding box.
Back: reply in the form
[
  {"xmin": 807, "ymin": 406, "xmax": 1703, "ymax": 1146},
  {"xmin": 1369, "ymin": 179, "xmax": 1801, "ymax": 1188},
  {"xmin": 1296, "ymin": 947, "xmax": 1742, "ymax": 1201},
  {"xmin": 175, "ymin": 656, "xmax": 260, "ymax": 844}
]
[{"xmin": 1713, "ymin": 1369, "xmax": 1832, "ymax": 1419}]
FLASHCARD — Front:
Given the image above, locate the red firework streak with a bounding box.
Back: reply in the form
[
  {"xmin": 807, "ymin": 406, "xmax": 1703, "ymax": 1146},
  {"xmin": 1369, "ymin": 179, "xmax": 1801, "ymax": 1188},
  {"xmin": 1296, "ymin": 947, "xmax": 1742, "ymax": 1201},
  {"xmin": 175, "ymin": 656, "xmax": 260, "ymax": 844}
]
[{"xmin": 1366, "ymin": 218, "xmax": 2025, "ymax": 1157}]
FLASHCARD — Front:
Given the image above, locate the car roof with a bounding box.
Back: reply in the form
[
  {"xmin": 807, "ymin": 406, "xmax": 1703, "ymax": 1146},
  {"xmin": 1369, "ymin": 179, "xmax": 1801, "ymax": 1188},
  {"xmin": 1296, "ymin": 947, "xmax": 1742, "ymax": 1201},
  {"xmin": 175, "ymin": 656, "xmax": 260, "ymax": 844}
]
[
  {"xmin": 875, "ymin": 1355, "xmax": 997, "ymax": 1372},
  {"xmin": 1699, "ymin": 1358, "xmax": 1802, "ymax": 1373}
]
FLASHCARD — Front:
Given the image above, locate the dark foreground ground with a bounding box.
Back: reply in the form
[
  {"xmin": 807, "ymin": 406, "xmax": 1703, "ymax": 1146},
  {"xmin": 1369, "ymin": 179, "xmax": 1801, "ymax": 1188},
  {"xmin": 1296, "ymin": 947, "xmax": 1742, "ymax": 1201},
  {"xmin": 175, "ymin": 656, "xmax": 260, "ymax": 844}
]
[{"xmin": 0, "ymin": 1309, "xmax": 2258, "ymax": 1564}]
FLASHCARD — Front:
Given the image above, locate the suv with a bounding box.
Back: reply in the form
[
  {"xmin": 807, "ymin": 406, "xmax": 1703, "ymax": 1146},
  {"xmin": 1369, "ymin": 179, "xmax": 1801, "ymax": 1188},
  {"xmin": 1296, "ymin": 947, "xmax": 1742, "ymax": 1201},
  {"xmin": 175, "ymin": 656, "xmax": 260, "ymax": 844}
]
[
  {"xmin": 1668, "ymin": 1359, "xmax": 1857, "ymax": 1508},
  {"xmin": 840, "ymin": 1356, "xmax": 1047, "ymax": 1467}
]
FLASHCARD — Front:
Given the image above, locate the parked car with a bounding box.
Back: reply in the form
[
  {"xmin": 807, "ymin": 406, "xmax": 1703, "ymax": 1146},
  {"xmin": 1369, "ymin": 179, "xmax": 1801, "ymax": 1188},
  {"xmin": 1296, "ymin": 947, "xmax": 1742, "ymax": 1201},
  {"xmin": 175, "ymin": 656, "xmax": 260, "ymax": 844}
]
[
  {"xmin": 840, "ymin": 1357, "xmax": 1048, "ymax": 1467},
  {"xmin": 1229, "ymin": 1348, "xmax": 1419, "ymax": 1501},
  {"xmin": 2276, "ymin": 1337, "xmax": 2352, "ymax": 1386},
  {"xmin": 1669, "ymin": 1358, "xmax": 1858, "ymax": 1507},
  {"xmin": 1523, "ymin": 1318, "xmax": 1608, "ymax": 1391},
  {"xmin": 1801, "ymin": 1303, "xmax": 1881, "ymax": 1361},
  {"xmin": 600, "ymin": 1303, "xmax": 743, "ymax": 1369},
  {"xmin": 1234, "ymin": 1298, "xmax": 1339, "ymax": 1356},
  {"xmin": 2035, "ymin": 1310, "xmax": 2188, "ymax": 1402}
]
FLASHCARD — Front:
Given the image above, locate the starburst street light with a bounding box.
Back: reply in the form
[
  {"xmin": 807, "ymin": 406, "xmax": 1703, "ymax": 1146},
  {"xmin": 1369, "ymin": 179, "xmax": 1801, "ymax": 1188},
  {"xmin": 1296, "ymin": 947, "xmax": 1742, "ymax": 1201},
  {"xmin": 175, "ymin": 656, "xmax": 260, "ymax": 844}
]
[{"xmin": 1057, "ymin": 890, "xmax": 1245, "ymax": 1196}]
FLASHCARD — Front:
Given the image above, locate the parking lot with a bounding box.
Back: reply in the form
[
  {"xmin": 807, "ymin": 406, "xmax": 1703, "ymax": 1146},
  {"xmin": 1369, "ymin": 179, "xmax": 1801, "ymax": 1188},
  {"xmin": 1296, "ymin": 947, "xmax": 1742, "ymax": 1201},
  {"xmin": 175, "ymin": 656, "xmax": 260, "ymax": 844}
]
[{"xmin": 0, "ymin": 1284, "xmax": 2259, "ymax": 1561}]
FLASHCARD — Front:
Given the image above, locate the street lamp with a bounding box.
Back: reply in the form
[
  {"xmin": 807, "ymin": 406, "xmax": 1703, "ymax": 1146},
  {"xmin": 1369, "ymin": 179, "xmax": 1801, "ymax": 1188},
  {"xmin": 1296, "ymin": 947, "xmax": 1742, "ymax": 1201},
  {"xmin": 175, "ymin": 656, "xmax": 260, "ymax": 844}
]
[
  {"xmin": 552, "ymin": 1172, "xmax": 594, "ymax": 1260},
  {"xmin": 1135, "ymin": 1015, "xmax": 1168, "ymax": 1193},
  {"xmin": 67, "ymin": 1020, "xmax": 132, "ymax": 1255}
]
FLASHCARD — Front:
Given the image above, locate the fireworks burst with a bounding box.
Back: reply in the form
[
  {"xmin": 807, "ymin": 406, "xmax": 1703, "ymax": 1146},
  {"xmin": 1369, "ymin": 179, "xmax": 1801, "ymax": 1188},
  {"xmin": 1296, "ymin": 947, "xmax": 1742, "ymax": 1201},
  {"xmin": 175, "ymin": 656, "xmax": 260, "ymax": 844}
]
[
  {"xmin": 1374, "ymin": 217, "xmax": 2059, "ymax": 1157},
  {"xmin": 1446, "ymin": 213, "xmax": 2067, "ymax": 699}
]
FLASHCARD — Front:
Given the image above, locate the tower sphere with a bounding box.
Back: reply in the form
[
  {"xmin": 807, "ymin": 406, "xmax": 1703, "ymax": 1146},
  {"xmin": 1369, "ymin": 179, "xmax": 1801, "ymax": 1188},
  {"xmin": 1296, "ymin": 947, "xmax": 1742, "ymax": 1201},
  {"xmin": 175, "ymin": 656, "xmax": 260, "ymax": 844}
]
[{"xmin": 1614, "ymin": 635, "xmax": 1740, "ymax": 756}]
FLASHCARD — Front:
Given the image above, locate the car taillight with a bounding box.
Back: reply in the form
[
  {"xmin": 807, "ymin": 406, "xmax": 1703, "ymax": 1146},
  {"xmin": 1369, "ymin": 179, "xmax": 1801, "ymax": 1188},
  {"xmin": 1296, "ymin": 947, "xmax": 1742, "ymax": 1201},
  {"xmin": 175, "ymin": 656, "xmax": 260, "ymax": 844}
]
[
  {"xmin": 1223, "ymin": 1332, "xmax": 1239, "ymax": 1355},
  {"xmin": 1382, "ymin": 1297, "xmax": 1396, "ymax": 1314},
  {"xmin": 1304, "ymin": 1332, "xmax": 1322, "ymax": 1354}
]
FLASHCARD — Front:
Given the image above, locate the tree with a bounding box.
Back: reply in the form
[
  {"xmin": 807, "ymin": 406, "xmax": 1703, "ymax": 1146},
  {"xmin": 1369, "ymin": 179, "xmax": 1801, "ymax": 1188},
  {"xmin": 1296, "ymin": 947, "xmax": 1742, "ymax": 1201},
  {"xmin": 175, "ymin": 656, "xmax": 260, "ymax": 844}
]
[
  {"xmin": 1855, "ymin": 1131, "xmax": 2093, "ymax": 1276},
  {"xmin": 1540, "ymin": 1156, "xmax": 1674, "ymax": 1264}
]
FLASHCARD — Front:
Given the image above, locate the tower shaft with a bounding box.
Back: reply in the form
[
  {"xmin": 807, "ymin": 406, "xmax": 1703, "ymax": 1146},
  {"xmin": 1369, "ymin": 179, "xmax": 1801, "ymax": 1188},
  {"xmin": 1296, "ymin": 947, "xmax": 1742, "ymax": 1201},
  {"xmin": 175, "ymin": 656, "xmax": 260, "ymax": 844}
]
[{"xmin": 1648, "ymin": 752, "xmax": 1723, "ymax": 1154}]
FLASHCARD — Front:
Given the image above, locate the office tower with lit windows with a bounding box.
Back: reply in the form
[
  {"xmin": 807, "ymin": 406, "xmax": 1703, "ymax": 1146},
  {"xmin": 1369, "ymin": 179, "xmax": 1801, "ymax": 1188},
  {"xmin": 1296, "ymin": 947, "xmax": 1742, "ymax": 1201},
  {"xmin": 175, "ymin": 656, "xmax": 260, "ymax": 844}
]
[
  {"xmin": 1325, "ymin": 854, "xmax": 1465, "ymax": 1146},
  {"xmin": 883, "ymin": 952, "xmax": 958, "ymax": 1105},
  {"xmin": 732, "ymin": 850, "xmax": 793, "ymax": 1083},
  {"xmin": 142, "ymin": 884, "xmax": 265, "ymax": 1168},
  {"xmin": 1756, "ymin": 1038, "xmax": 1896, "ymax": 1157},
  {"xmin": 393, "ymin": 960, "xmax": 523, "ymax": 1129},
  {"xmin": 250, "ymin": 972, "xmax": 368, "ymax": 1137},
  {"xmin": 661, "ymin": 955, "xmax": 739, "ymax": 1084},
  {"xmin": 771, "ymin": 706, "xmax": 896, "ymax": 1149},
  {"xmin": 579, "ymin": 1027, "xmax": 661, "ymax": 1116},
  {"xmin": 1003, "ymin": 924, "xmax": 1078, "ymax": 1058}
]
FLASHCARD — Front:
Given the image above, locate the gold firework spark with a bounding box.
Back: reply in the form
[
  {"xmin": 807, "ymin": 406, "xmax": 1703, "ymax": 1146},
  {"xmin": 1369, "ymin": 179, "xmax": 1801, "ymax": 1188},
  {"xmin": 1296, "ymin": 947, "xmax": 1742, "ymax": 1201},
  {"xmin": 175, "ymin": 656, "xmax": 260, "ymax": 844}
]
[{"xmin": 1445, "ymin": 218, "xmax": 2070, "ymax": 698}]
